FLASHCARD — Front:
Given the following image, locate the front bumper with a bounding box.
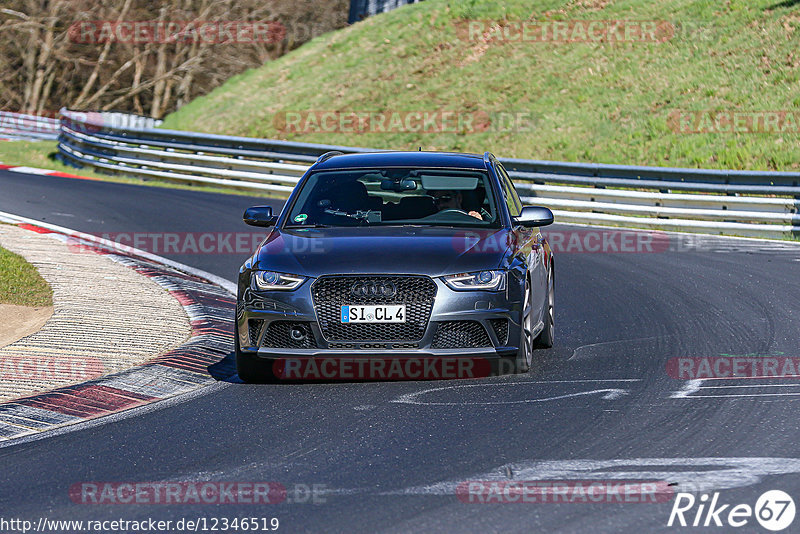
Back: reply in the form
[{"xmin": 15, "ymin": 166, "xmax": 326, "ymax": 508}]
[{"xmin": 236, "ymin": 276, "xmax": 523, "ymax": 360}]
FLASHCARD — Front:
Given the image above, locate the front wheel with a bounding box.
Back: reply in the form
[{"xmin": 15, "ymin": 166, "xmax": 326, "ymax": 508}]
[
  {"xmin": 235, "ymin": 323, "xmax": 273, "ymax": 383},
  {"xmin": 510, "ymin": 277, "xmax": 534, "ymax": 373},
  {"xmin": 236, "ymin": 352, "xmax": 272, "ymax": 384},
  {"xmin": 533, "ymin": 267, "xmax": 554, "ymax": 349}
]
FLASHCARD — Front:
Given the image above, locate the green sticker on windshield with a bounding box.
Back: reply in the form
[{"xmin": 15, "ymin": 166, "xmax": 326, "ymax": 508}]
[{"xmin": 294, "ymin": 213, "xmax": 308, "ymax": 223}]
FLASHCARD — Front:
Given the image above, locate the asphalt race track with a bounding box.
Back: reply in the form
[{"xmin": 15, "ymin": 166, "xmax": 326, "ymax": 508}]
[{"xmin": 2, "ymin": 169, "xmax": 800, "ymax": 532}]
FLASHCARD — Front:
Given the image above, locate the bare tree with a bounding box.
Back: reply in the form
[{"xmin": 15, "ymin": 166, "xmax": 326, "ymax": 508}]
[{"xmin": 0, "ymin": 0, "xmax": 348, "ymax": 118}]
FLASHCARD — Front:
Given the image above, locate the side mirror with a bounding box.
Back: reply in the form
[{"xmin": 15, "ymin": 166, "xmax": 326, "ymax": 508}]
[
  {"xmin": 516, "ymin": 206, "xmax": 554, "ymax": 227},
  {"xmin": 243, "ymin": 206, "xmax": 278, "ymax": 227}
]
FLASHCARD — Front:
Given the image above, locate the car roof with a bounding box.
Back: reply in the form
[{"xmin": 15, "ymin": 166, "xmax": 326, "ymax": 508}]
[{"xmin": 311, "ymin": 151, "xmax": 490, "ymax": 171}]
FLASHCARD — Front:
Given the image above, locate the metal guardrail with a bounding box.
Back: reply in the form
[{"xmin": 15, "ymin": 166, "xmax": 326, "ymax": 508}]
[
  {"xmin": 0, "ymin": 111, "xmax": 60, "ymax": 140},
  {"xmin": 56, "ymin": 108, "xmax": 800, "ymax": 238}
]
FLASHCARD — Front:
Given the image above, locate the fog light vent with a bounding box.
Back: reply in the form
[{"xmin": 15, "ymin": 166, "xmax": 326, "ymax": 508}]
[
  {"xmin": 489, "ymin": 319, "xmax": 509, "ymax": 345},
  {"xmin": 248, "ymin": 319, "xmax": 265, "ymax": 347},
  {"xmin": 262, "ymin": 322, "xmax": 317, "ymax": 349},
  {"xmin": 431, "ymin": 321, "xmax": 491, "ymax": 349}
]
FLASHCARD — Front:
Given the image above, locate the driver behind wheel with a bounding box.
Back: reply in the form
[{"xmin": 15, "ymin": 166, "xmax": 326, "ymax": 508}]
[{"xmin": 431, "ymin": 190, "xmax": 483, "ymax": 220}]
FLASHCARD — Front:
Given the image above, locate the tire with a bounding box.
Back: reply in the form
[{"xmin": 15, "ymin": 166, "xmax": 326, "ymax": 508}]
[
  {"xmin": 510, "ymin": 277, "xmax": 534, "ymax": 374},
  {"xmin": 533, "ymin": 267, "xmax": 554, "ymax": 349},
  {"xmin": 236, "ymin": 353, "xmax": 271, "ymax": 384},
  {"xmin": 235, "ymin": 322, "xmax": 272, "ymax": 383}
]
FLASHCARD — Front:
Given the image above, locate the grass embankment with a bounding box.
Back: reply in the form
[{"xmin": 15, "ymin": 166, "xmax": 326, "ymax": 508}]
[
  {"xmin": 0, "ymin": 245, "xmax": 52, "ymax": 307},
  {"xmin": 162, "ymin": 0, "xmax": 800, "ymax": 171}
]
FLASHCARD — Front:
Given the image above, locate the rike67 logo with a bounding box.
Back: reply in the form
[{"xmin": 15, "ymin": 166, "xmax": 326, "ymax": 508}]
[{"xmin": 668, "ymin": 490, "xmax": 795, "ymax": 531}]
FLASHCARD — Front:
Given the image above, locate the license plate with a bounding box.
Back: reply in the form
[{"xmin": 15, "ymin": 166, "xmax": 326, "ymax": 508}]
[{"xmin": 341, "ymin": 305, "xmax": 406, "ymax": 323}]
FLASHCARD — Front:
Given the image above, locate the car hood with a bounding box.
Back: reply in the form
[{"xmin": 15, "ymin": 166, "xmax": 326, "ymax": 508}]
[{"xmin": 251, "ymin": 226, "xmax": 511, "ymax": 277}]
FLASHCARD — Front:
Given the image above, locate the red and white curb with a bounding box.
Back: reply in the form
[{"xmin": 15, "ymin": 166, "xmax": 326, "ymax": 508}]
[
  {"xmin": 0, "ymin": 211, "xmax": 237, "ymax": 442},
  {"xmin": 0, "ymin": 163, "xmax": 98, "ymax": 181}
]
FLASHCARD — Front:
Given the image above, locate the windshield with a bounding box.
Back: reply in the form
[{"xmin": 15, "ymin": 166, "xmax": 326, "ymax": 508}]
[{"xmin": 286, "ymin": 168, "xmax": 501, "ymax": 228}]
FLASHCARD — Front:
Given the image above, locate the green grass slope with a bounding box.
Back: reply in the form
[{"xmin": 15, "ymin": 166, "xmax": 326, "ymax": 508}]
[
  {"xmin": 0, "ymin": 244, "xmax": 52, "ymax": 307},
  {"xmin": 162, "ymin": 0, "xmax": 800, "ymax": 171}
]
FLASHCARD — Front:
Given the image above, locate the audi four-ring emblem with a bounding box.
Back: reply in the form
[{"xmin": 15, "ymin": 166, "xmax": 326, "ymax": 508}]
[{"xmin": 350, "ymin": 281, "xmax": 397, "ymax": 298}]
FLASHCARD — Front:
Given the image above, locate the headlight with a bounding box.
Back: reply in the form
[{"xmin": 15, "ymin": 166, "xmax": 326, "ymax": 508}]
[
  {"xmin": 443, "ymin": 270, "xmax": 506, "ymax": 291},
  {"xmin": 251, "ymin": 271, "xmax": 306, "ymax": 291}
]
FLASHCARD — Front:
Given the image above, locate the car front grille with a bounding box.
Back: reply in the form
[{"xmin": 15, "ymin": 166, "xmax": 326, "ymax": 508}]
[
  {"xmin": 328, "ymin": 342, "xmax": 419, "ymax": 349},
  {"xmin": 431, "ymin": 321, "xmax": 492, "ymax": 349},
  {"xmin": 311, "ymin": 275, "xmax": 437, "ymax": 342}
]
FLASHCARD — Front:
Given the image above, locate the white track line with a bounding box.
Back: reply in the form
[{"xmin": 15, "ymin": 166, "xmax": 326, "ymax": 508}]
[{"xmin": 391, "ymin": 379, "xmax": 639, "ymax": 406}]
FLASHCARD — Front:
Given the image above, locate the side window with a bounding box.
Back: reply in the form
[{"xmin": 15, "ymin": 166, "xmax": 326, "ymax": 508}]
[{"xmin": 495, "ymin": 163, "xmax": 522, "ymax": 217}]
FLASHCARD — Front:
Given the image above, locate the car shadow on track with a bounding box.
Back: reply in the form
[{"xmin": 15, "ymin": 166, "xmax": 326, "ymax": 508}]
[
  {"xmin": 205, "ymin": 348, "xmax": 574, "ymax": 386},
  {"xmin": 207, "ymin": 353, "xmax": 242, "ymax": 383}
]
